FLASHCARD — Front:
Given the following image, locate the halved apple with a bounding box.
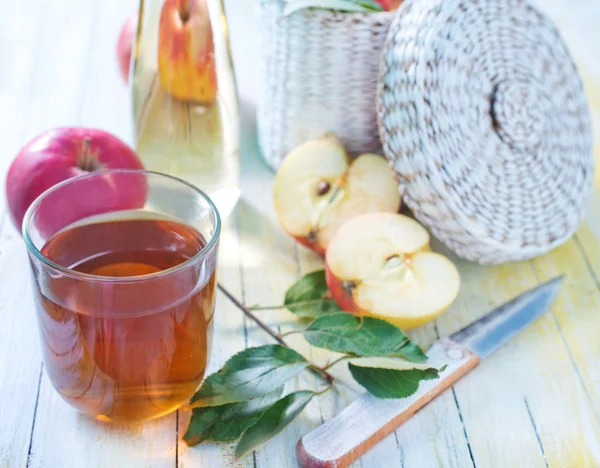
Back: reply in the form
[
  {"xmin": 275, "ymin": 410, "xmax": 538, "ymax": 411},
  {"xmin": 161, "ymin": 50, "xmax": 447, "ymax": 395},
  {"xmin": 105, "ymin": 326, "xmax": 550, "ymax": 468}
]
[
  {"xmin": 273, "ymin": 136, "xmax": 401, "ymax": 254},
  {"xmin": 325, "ymin": 212, "xmax": 460, "ymax": 329}
]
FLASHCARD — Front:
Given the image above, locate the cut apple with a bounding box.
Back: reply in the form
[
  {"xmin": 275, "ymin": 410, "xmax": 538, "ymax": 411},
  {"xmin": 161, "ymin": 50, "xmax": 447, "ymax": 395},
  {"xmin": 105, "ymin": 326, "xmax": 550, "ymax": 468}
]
[
  {"xmin": 273, "ymin": 136, "xmax": 401, "ymax": 254},
  {"xmin": 325, "ymin": 212, "xmax": 460, "ymax": 330}
]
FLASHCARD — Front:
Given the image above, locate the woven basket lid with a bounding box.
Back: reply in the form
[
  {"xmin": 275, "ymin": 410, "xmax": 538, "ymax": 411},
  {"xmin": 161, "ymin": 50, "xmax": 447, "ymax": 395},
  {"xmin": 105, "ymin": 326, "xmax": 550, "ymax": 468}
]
[{"xmin": 377, "ymin": 0, "xmax": 594, "ymax": 264}]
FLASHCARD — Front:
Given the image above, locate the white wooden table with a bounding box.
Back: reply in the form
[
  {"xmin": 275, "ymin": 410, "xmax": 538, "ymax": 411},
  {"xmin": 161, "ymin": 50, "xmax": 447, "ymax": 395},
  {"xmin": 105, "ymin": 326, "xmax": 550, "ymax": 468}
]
[{"xmin": 2, "ymin": 1, "xmax": 600, "ymax": 467}]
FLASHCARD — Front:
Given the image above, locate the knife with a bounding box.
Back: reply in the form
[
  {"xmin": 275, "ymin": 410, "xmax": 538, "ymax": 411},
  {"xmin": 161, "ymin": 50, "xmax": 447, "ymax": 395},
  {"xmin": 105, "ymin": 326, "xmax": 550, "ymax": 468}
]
[{"xmin": 297, "ymin": 276, "xmax": 564, "ymax": 468}]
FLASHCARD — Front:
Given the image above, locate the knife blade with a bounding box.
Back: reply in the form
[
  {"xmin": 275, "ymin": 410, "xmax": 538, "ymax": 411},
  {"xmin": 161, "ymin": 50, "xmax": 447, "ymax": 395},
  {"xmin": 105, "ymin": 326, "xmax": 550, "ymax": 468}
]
[{"xmin": 297, "ymin": 276, "xmax": 564, "ymax": 468}]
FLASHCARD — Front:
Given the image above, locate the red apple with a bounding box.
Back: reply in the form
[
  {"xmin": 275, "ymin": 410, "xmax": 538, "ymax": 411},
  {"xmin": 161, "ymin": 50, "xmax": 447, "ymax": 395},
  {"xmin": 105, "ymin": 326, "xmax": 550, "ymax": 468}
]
[
  {"xmin": 375, "ymin": 0, "xmax": 403, "ymax": 10},
  {"xmin": 6, "ymin": 128, "xmax": 146, "ymax": 235},
  {"xmin": 325, "ymin": 213, "xmax": 460, "ymax": 330},
  {"xmin": 158, "ymin": 0, "xmax": 217, "ymax": 104},
  {"xmin": 273, "ymin": 136, "xmax": 401, "ymax": 254},
  {"xmin": 116, "ymin": 12, "xmax": 138, "ymax": 84}
]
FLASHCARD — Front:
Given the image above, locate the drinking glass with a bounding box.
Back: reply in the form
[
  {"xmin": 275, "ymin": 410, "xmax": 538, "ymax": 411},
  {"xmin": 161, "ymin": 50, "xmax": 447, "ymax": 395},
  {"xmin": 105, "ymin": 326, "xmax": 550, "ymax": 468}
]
[{"xmin": 23, "ymin": 170, "xmax": 220, "ymax": 423}]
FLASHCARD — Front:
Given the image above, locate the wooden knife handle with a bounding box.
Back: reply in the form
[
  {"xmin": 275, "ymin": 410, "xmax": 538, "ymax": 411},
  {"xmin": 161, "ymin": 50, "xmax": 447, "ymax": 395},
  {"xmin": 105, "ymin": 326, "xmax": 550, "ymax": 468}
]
[{"xmin": 296, "ymin": 338, "xmax": 480, "ymax": 468}]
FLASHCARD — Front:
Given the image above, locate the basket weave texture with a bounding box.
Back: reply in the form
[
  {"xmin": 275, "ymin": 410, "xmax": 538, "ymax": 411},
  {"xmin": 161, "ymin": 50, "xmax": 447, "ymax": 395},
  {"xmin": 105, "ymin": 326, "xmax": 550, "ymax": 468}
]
[
  {"xmin": 378, "ymin": 0, "xmax": 594, "ymax": 264},
  {"xmin": 257, "ymin": 1, "xmax": 395, "ymax": 170}
]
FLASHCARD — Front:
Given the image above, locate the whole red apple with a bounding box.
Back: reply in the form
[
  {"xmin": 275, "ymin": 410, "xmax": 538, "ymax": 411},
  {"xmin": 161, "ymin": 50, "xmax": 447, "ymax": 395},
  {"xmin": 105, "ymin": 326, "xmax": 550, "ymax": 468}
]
[
  {"xmin": 116, "ymin": 12, "xmax": 138, "ymax": 83},
  {"xmin": 6, "ymin": 128, "xmax": 145, "ymax": 234}
]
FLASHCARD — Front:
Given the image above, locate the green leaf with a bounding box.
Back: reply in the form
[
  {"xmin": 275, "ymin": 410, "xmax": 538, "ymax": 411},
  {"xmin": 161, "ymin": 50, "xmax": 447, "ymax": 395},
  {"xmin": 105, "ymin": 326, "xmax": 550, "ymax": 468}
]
[
  {"xmin": 288, "ymin": 298, "xmax": 342, "ymax": 318},
  {"xmin": 284, "ymin": 270, "xmax": 342, "ymax": 318},
  {"xmin": 284, "ymin": 0, "xmax": 378, "ymax": 15},
  {"xmin": 395, "ymin": 341, "xmax": 428, "ymax": 363},
  {"xmin": 189, "ymin": 345, "xmax": 308, "ymax": 407},
  {"xmin": 235, "ymin": 391, "xmax": 315, "ymax": 458},
  {"xmin": 209, "ymin": 389, "xmax": 284, "ymax": 441},
  {"xmin": 184, "ymin": 388, "xmax": 284, "ymax": 446},
  {"xmin": 348, "ymin": 363, "xmax": 441, "ymax": 399},
  {"xmin": 183, "ymin": 405, "xmax": 225, "ymax": 446},
  {"xmin": 354, "ymin": 0, "xmax": 385, "ymax": 11},
  {"xmin": 302, "ymin": 313, "xmax": 427, "ymax": 362}
]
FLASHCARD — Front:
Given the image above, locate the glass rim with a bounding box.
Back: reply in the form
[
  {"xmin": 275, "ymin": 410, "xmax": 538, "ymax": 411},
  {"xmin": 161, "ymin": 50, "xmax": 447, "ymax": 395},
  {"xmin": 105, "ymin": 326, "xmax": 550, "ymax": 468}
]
[{"xmin": 22, "ymin": 169, "xmax": 222, "ymax": 283}]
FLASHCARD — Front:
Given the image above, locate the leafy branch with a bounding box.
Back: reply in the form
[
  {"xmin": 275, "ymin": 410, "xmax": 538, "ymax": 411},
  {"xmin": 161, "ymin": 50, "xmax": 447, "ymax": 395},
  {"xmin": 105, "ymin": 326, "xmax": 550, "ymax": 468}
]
[
  {"xmin": 185, "ymin": 271, "xmax": 443, "ymax": 458},
  {"xmin": 217, "ymin": 283, "xmax": 334, "ymax": 385}
]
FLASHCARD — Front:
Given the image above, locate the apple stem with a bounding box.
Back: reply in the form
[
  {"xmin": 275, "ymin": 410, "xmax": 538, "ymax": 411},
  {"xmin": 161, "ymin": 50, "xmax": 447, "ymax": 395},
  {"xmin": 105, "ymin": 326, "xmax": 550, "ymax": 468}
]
[
  {"xmin": 322, "ymin": 355, "xmax": 351, "ymax": 371},
  {"xmin": 246, "ymin": 304, "xmax": 285, "ymax": 311},
  {"xmin": 217, "ymin": 283, "xmax": 287, "ymax": 345},
  {"xmin": 217, "ymin": 283, "xmax": 335, "ymax": 385},
  {"xmin": 314, "ymin": 381, "xmax": 334, "ymax": 396},
  {"xmin": 78, "ymin": 136, "xmax": 101, "ymax": 172},
  {"xmin": 278, "ymin": 328, "xmax": 306, "ymax": 338},
  {"xmin": 83, "ymin": 136, "xmax": 91, "ymax": 156},
  {"xmin": 81, "ymin": 137, "xmax": 91, "ymax": 170},
  {"xmin": 308, "ymin": 365, "xmax": 335, "ymax": 386},
  {"xmin": 249, "ymin": 297, "xmax": 334, "ymax": 311}
]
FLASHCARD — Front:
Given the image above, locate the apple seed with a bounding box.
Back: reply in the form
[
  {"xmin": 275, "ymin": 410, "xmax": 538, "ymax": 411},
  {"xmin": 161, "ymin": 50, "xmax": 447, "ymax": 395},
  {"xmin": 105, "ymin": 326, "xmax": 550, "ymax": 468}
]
[
  {"xmin": 308, "ymin": 228, "xmax": 318, "ymax": 245},
  {"xmin": 317, "ymin": 181, "xmax": 331, "ymax": 196},
  {"xmin": 342, "ymin": 280, "xmax": 356, "ymax": 296}
]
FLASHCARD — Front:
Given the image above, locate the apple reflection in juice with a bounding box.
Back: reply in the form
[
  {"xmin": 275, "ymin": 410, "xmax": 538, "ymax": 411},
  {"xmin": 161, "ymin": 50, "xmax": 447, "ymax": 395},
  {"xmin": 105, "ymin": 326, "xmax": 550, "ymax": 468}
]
[
  {"xmin": 34, "ymin": 288, "xmax": 116, "ymax": 417},
  {"xmin": 132, "ymin": 0, "xmax": 239, "ymax": 218}
]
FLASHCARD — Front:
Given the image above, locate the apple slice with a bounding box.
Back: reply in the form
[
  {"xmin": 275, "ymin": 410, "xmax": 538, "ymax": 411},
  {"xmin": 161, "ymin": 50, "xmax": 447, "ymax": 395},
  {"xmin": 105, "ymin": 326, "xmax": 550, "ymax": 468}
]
[
  {"xmin": 273, "ymin": 136, "xmax": 401, "ymax": 254},
  {"xmin": 325, "ymin": 212, "xmax": 460, "ymax": 330}
]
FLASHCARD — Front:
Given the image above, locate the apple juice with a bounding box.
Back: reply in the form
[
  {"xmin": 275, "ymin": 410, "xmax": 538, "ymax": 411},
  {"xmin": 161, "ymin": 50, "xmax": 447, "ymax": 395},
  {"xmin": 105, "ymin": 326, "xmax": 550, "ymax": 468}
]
[
  {"xmin": 131, "ymin": 0, "xmax": 239, "ymax": 218},
  {"xmin": 33, "ymin": 213, "xmax": 215, "ymax": 422}
]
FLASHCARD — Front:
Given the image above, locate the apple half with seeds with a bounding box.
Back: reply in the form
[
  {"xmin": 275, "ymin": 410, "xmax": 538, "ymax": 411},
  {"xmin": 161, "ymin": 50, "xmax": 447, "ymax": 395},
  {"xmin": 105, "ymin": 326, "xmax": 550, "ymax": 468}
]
[
  {"xmin": 273, "ymin": 136, "xmax": 401, "ymax": 254},
  {"xmin": 325, "ymin": 212, "xmax": 460, "ymax": 330}
]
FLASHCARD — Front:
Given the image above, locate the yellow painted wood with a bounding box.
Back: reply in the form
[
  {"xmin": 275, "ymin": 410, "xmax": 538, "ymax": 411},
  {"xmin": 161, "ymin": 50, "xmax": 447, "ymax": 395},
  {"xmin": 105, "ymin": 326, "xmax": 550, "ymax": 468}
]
[{"xmin": 436, "ymin": 254, "xmax": 600, "ymax": 468}]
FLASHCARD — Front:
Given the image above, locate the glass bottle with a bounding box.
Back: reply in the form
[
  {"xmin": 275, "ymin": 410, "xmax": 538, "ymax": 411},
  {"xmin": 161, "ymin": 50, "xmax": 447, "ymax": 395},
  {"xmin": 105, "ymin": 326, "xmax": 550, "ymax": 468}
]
[{"xmin": 132, "ymin": 0, "xmax": 239, "ymax": 218}]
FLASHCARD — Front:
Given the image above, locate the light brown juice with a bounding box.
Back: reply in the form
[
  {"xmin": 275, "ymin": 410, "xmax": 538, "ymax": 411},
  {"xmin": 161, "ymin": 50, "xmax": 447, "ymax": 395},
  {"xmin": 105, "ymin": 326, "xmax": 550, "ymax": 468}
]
[{"xmin": 34, "ymin": 217, "xmax": 215, "ymax": 422}]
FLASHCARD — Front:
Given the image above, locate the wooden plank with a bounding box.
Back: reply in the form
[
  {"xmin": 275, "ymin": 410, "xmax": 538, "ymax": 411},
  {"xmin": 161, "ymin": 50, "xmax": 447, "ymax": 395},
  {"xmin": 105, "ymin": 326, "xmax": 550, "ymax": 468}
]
[
  {"xmin": 76, "ymin": 0, "xmax": 137, "ymax": 144},
  {"xmin": 236, "ymin": 201, "xmax": 320, "ymax": 467},
  {"xmin": 295, "ymin": 247, "xmax": 365, "ymax": 468},
  {"xmin": 0, "ymin": 223, "xmax": 44, "ymax": 468},
  {"xmin": 0, "ymin": 1, "xmax": 59, "ymax": 467},
  {"xmin": 177, "ymin": 216, "xmax": 252, "ymax": 468},
  {"xmin": 525, "ymin": 236, "xmax": 600, "ymax": 467},
  {"xmin": 21, "ymin": 1, "xmax": 174, "ymax": 467},
  {"xmin": 436, "ymin": 253, "xmax": 600, "ymax": 468},
  {"xmin": 0, "ymin": 0, "xmax": 46, "ymax": 220},
  {"xmin": 223, "ymin": 137, "xmax": 322, "ymax": 466},
  {"xmin": 532, "ymin": 228, "xmax": 600, "ymax": 371},
  {"xmin": 29, "ymin": 379, "xmax": 177, "ymax": 468}
]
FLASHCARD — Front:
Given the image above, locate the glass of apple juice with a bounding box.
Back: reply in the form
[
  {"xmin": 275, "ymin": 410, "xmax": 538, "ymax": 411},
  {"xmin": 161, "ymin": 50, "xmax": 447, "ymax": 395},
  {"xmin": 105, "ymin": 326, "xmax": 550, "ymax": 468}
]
[{"xmin": 23, "ymin": 169, "xmax": 219, "ymax": 423}]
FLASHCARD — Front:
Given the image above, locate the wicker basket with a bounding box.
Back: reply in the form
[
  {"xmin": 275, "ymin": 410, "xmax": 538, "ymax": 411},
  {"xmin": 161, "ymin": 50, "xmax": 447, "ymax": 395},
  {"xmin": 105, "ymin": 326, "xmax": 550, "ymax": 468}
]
[
  {"xmin": 257, "ymin": 1, "xmax": 395, "ymax": 170},
  {"xmin": 377, "ymin": 0, "xmax": 594, "ymax": 264}
]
